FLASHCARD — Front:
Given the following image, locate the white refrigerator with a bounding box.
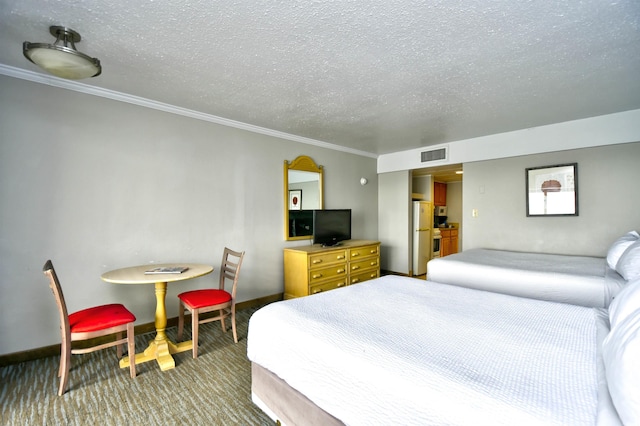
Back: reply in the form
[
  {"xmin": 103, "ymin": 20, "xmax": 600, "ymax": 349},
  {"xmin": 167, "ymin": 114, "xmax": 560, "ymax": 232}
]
[{"xmin": 412, "ymin": 201, "xmax": 432, "ymax": 276}]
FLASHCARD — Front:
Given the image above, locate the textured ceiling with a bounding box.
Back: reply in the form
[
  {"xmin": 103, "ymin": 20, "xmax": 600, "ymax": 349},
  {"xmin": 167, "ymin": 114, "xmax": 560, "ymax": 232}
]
[{"xmin": 1, "ymin": 0, "xmax": 639, "ymax": 156}]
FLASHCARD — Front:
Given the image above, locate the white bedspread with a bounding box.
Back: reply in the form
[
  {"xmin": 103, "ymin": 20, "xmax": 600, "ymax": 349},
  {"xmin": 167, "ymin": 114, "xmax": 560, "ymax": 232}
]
[
  {"xmin": 247, "ymin": 275, "xmax": 603, "ymax": 425},
  {"xmin": 426, "ymin": 248, "xmax": 625, "ymax": 308}
]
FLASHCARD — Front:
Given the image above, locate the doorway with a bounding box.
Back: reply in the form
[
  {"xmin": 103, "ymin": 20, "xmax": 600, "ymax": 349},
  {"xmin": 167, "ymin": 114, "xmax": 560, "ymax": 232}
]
[{"xmin": 411, "ymin": 164, "xmax": 463, "ymax": 275}]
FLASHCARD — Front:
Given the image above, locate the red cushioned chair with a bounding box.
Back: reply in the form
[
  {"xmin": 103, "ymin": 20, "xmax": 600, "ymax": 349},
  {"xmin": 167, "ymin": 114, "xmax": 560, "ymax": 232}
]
[
  {"xmin": 43, "ymin": 260, "xmax": 136, "ymax": 395},
  {"xmin": 177, "ymin": 248, "xmax": 245, "ymax": 358}
]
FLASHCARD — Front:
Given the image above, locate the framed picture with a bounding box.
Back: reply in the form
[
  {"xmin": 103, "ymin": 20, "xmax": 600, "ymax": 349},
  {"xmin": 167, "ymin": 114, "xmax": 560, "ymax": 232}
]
[
  {"xmin": 525, "ymin": 163, "xmax": 578, "ymax": 216},
  {"xmin": 289, "ymin": 190, "xmax": 302, "ymax": 210}
]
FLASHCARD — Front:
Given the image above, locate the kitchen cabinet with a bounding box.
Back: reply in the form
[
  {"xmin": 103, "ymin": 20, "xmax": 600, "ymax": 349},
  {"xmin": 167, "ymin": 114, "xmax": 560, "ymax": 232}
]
[
  {"xmin": 434, "ymin": 182, "xmax": 447, "ymax": 206},
  {"xmin": 440, "ymin": 229, "xmax": 458, "ymax": 257}
]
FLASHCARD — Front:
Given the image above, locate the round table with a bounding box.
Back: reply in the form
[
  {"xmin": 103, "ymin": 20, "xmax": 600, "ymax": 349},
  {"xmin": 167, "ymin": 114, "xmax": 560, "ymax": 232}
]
[{"xmin": 101, "ymin": 263, "xmax": 213, "ymax": 371}]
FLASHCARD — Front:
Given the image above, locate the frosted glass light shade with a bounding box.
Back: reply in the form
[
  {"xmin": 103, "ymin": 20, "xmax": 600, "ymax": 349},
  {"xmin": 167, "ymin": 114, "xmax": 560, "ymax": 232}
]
[{"xmin": 23, "ymin": 26, "xmax": 101, "ymax": 80}]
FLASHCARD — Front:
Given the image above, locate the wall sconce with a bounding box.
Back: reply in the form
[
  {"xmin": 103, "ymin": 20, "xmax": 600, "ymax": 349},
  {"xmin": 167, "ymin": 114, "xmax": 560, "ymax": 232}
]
[
  {"xmin": 360, "ymin": 177, "xmax": 368, "ymax": 186},
  {"xmin": 23, "ymin": 26, "xmax": 102, "ymax": 80}
]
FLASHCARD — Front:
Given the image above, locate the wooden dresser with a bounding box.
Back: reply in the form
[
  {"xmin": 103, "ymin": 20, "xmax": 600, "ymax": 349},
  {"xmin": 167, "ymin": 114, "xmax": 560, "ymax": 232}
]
[{"xmin": 284, "ymin": 240, "xmax": 381, "ymax": 299}]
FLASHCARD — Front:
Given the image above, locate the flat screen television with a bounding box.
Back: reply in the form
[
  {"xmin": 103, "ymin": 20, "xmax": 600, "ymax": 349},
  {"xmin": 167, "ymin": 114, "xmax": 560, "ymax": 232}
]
[{"xmin": 313, "ymin": 209, "xmax": 351, "ymax": 246}]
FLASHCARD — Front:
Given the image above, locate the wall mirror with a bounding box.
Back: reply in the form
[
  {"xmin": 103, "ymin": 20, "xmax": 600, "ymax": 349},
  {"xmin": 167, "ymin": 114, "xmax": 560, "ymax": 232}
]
[{"xmin": 284, "ymin": 155, "xmax": 324, "ymax": 240}]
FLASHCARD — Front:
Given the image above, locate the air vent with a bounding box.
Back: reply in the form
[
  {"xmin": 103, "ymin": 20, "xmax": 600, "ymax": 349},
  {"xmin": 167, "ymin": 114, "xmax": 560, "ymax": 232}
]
[{"xmin": 420, "ymin": 147, "xmax": 447, "ymax": 163}]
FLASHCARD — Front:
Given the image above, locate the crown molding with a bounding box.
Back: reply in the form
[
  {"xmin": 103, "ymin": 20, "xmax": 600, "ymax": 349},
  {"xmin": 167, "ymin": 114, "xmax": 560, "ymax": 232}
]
[{"xmin": 0, "ymin": 64, "xmax": 377, "ymax": 159}]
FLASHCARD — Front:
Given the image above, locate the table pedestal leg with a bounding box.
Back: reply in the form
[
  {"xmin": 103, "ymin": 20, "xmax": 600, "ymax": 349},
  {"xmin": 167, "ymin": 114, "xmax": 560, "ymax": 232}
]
[{"xmin": 119, "ymin": 281, "xmax": 192, "ymax": 371}]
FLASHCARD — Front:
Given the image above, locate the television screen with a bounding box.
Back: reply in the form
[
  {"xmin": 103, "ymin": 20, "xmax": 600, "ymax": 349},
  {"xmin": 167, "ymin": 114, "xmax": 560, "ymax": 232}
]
[{"xmin": 313, "ymin": 209, "xmax": 351, "ymax": 246}]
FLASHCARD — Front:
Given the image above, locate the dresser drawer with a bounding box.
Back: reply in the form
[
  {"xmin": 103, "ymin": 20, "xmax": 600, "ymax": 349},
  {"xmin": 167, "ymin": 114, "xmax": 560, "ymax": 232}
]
[
  {"xmin": 310, "ymin": 279, "xmax": 348, "ymax": 295},
  {"xmin": 349, "ymin": 245, "xmax": 379, "ymax": 260},
  {"xmin": 350, "ymin": 257, "xmax": 379, "ymax": 273},
  {"xmin": 309, "ymin": 250, "xmax": 347, "ymax": 269},
  {"xmin": 309, "ymin": 264, "xmax": 347, "ymax": 285},
  {"xmin": 350, "ymin": 269, "xmax": 380, "ymax": 285}
]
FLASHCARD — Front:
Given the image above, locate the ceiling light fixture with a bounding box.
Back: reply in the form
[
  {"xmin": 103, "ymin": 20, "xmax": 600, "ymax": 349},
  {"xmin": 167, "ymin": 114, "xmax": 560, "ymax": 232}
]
[{"xmin": 23, "ymin": 26, "xmax": 101, "ymax": 80}]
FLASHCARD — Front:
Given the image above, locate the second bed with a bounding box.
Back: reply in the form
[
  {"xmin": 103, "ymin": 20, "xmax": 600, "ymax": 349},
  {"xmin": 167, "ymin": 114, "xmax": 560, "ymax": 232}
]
[{"xmin": 426, "ymin": 248, "xmax": 626, "ymax": 308}]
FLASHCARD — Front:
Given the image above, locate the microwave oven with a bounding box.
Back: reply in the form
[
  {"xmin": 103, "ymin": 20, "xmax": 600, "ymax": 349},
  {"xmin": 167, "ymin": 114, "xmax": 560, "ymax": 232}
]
[{"xmin": 434, "ymin": 206, "xmax": 447, "ymax": 216}]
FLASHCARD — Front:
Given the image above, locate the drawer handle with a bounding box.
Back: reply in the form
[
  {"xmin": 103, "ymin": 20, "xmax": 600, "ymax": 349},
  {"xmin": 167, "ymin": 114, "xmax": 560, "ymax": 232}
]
[
  {"xmin": 337, "ymin": 255, "xmax": 345, "ymax": 260},
  {"xmin": 351, "ymin": 252, "xmax": 360, "ymax": 257},
  {"xmin": 370, "ymin": 250, "xmax": 377, "ymax": 254},
  {"xmin": 312, "ymin": 273, "xmax": 323, "ymax": 279},
  {"xmin": 371, "ymin": 261, "xmax": 378, "ymax": 266},
  {"xmin": 337, "ymin": 269, "xmax": 345, "ymax": 274},
  {"xmin": 337, "ymin": 283, "xmax": 345, "ymax": 287},
  {"xmin": 351, "ymin": 278, "xmax": 360, "ymax": 283},
  {"xmin": 312, "ymin": 288, "xmax": 323, "ymax": 294},
  {"xmin": 312, "ymin": 259, "xmax": 323, "ymax": 264},
  {"xmin": 352, "ymin": 265, "xmax": 360, "ymax": 270}
]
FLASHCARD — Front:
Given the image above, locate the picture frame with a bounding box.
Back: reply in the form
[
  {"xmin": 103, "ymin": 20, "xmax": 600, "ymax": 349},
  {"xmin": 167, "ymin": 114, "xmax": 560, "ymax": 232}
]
[
  {"xmin": 289, "ymin": 189, "xmax": 302, "ymax": 210},
  {"xmin": 525, "ymin": 163, "xmax": 578, "ymax": 217}
]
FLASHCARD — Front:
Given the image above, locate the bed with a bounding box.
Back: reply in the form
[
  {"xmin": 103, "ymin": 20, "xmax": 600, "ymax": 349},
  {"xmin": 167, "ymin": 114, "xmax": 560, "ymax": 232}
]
[
  {"xmin": 247, "ymin": 274, "xmax": 639, "ymax": 425},
  {"xmin": 426, "ymin": 248, "xmax": 626, "ymax": 308}
]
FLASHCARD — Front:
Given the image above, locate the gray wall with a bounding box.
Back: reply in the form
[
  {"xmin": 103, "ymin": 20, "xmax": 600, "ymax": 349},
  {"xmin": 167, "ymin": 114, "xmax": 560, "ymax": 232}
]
[
  {"xmin": 378, "ymin": 170, "xmax": 411, "ymax": 274},
  {"xmin": 462, "ymin": 142, "xmax": 640, "ymax": 255},
  {"xmin": 0, "ymin": 75, "xmax": 378, "ymax": 355}
]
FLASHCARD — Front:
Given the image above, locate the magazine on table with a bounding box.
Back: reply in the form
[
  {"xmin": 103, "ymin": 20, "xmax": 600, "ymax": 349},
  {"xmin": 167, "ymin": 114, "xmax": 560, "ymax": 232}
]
[{"xmin": 144, "ymin": 266, "xmax": 189, "ymax": 274}]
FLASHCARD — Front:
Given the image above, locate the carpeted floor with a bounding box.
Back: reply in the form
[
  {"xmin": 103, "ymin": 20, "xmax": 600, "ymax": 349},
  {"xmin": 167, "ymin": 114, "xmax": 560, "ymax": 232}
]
[{"xmin": 0, "ymin": 307, "xmax": 274, "ymax": 425}]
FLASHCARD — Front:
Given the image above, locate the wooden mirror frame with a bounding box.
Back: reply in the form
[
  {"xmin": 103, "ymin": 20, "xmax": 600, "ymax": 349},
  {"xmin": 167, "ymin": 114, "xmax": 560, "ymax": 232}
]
[{"xmin": 284, "ymin": 156, "xmax": 324, "ymax": 241}]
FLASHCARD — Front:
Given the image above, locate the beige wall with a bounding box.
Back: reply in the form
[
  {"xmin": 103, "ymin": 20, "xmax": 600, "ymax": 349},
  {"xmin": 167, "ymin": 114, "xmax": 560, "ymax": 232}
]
[
  {"xmin": 0, "ymin": 75, "xmax": 378, "ymax": 355},
  {"xmin": 462, "ymin": 142, "xmax": 640, "ymax": 255}
]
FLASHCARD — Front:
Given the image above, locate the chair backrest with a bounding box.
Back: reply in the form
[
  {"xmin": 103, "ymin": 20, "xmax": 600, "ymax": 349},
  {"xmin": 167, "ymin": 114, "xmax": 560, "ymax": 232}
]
[
  {"xmin": 43, "ymin": 260, "xmax": 71, "ymax": 340},
  {"xmin": 219, "ymin": 248, "xmax": 245, "ymax": 300}
]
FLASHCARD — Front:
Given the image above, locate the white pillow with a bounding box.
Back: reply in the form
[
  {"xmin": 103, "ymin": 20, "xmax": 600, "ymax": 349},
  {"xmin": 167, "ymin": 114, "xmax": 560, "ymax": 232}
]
[
  {"xmin": 617, "ymin": 239, "xmax": 640, "ymax": 281},
  {"xmin": 603, "ymin": 310, "xmax": 640, "ymax": 425},
  {"xmin": 609, "ymin": 278, "xmax": 640, "ymax": 329},
  {"xmin": 607, "ymin": 231, "xmax": 639, "ymax": 270}
]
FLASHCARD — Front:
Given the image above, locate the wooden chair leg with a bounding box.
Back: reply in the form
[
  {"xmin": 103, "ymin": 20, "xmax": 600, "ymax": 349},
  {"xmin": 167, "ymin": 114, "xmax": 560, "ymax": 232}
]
[
  {"xmin": 192, "ymin": 309, "xmax": 199, "ymax": 359},
  {"xmin": 127, "ymin": 322, "xmax": 136, "ymax": 378},
  {"xmin": 220, "ymin": 309, "xmax": 227, "ymax": 333},
  {"xmin": 177, "ymin": 301, "xmax": 185, "ymax": 341},
  {"xmin": 231, "ymin": 307, "xmax": 238, "ymax": 344},
  {"xmin": 116, "ymin": 331, "xmax": 123, "ymax": 358},
  {"xmin": 58, "ymin": 341, "xmax": 71, "ymax": 396},
  {"xmin": 58, "ymin": 355, "xmax": 63, "ymax": 378}
]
